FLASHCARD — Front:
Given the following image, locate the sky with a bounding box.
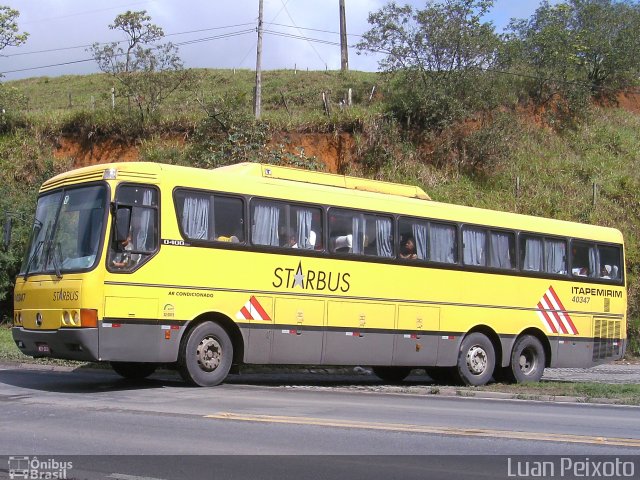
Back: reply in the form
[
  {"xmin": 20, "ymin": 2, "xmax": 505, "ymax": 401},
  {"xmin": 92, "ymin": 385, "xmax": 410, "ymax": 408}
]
[{"xmin": 1, "ymin": 0, "xmax": 551, "ymax": 81}]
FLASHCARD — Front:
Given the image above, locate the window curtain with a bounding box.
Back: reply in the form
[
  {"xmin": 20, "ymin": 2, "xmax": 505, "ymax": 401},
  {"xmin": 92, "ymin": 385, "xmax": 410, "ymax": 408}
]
[
  {"xmin": 352, "ymin": 216, "xmax": 363, "ymax": 254},
  {"xmin": 296, "ymin": 208, "xmax": 313, "ymax": 249},
  {"xmin": 544, "ymin": 240, "xmax": 566, "ymax": 274},
  {"xmin": 523, "ymin": 237, "xmax": 543, "ymax": 271},
  {"xmin": 489, "ymin": 233, "xmax": 512, "ymax": 268},
  {"xmin": 253, "ymin": 203, "xmax": 280, "ymax": 246},
  {"xmin": 588, "ymin": 246, "xmax": 598, "ymax": 277},
  {"xmin": 136, "ymin": 189, "xmax": 154, "ymax": 250},
  {"xmin": 181, "ymin": 195, "xmax": 209, "ymax": 241},
  {"xmin": 463, "ymin": 229, "xmax": 485, "ymax": 266},
  {"xmin": 375, "ymin": 217, "xmax": 393, "ymax": 257},
  {"xmin": 412, "ymin": 223, "xmax": 428, "ymax": 260},
  {"xmin": 430, "ymin": 224, "xmax": 455, "ymax": 263}
]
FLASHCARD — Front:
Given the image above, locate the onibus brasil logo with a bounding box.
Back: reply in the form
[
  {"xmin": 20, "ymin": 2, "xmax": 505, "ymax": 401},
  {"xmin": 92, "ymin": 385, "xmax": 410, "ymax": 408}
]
[{"xmin": 8, "ymin": 456, "xmax": 73, "ymax": 479}]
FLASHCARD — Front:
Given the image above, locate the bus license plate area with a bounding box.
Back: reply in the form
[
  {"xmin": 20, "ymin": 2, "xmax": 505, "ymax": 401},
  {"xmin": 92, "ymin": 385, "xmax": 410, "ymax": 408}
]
[{"xmin": 36, "ymin": 343, "xmax": 50, "ymax": 354}]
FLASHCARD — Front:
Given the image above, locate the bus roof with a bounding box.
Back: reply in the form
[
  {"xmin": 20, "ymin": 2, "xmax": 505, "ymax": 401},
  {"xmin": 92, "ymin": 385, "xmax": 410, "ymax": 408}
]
[{"xmin": 41, "ymin": 161, "xmax": 624, "ymax": 244}]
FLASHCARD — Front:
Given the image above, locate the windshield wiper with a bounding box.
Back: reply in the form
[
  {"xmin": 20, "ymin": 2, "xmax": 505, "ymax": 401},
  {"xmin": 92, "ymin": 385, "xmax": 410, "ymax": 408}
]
[
  {"xmin": 50, "ymin": 241, "xmax": 63, "ymax": 279},
  {"xmin": 23, "ymin": 240, "xmax": 44, "ymax": 279}
]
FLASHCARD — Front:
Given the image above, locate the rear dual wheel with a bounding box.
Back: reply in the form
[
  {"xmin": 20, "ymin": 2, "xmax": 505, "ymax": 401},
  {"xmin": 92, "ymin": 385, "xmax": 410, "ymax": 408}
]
[{"xmin": 507, "ymin": 335, "xmax": 546, "ymax": 383}]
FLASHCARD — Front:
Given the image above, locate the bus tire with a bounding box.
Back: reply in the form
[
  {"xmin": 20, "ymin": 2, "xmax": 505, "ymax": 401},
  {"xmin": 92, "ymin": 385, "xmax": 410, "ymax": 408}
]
[
  {"xmin": 178, "ymin": 321, "xmax": 233, "ymax": 387},
  {"xmin": 372, "ymin": 366, "xmax": 411, "ymax": 383},
  {"xmin": 455, "ymin": 332, "xmax": 495, "ymax": 386},
  {"xmin": 508, "ymin": 335, "xmax": 545, "ymax": 383},
  {"xmin": 425, "ymin": 367, "xmax": 457, "ymax": 385},
  {"xmin": 111, "ymin": 362, "xmax": 157, "ymax": 380}
]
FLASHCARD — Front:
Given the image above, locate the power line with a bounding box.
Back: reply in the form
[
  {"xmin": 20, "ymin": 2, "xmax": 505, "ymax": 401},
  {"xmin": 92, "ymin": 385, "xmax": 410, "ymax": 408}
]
[
  {"xmin": 2, "ymin": 22, "xmax": 257, "ymax": 58},
  {"xmin": 173, "ymin": 29, "xmax": 255, "ymax": 47},
  {"xmin": 0, "ymin": 29, "xmax": 255, "ymax": 75},
  {"xmin": 267, "ymin": 22, "xmax": 364, "ymax": 38},
  {"xmin": 1, "ymin": 58, "xmax": 95, "ymax": 75},
  {"xmin": 263, "ymin": 30, "xmax": 342, "ymax": 48},
  {"xmin": 3, "ymin": 21, "xmax": 361, "ymax": 60}
]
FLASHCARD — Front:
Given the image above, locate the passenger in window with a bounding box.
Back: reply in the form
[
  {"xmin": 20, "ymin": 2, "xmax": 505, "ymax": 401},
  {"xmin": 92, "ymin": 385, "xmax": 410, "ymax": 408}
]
[
  {"xmin": 600, "ymin": 265, "xmax": 612, "ymax": 279},
  {"xmin": 216, "ymin": 235, "xmax": 239, "ymax": 243},
  {"xmin": 112, "ymin": 235, "xmax": 135, "ymax": 268},
  {"xmin": 400, "ymin": 236, "xmax": 417, "ymax": 260},
  {"xmin": 333, "ymin": 234, "xmax": 352, "ymax": 252},
  {"xmin": 288, "ymin": 234, "xmax": 299, "ymax": 249},
  {"xmin": 572, "ymin": 267, "xmax": 588, "ymax": 276}
]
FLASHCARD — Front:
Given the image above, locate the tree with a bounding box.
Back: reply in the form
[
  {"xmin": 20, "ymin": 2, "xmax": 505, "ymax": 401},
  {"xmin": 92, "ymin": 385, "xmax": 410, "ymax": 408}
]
[
  {"xmin": 505, "ymin": 0, "xmax": 640, "ymax": 108},
  {"xmin": 357, "ymin": 0, "xmax": 501, "ymax": 129},
  {"xmin": 89, "ymin": 10, "xmax": 191, "ymax": 122},
  {"xmin": 570, "ymin": 0, "xmax": 640, "ymax": 95},
  {"xmin": 0, "ymin": 5, "xmax": 28, "ymax": 52},
  {"xmin": 505, "ymin": 1, "xmax": 582, "ymax": 106}
]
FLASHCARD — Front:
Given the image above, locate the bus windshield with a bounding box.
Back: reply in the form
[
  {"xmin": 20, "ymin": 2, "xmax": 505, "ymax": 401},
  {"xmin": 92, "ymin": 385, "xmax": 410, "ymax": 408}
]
[{"xmin": 20, "ymin": 184, "xmax": 108, "ymax": 277}]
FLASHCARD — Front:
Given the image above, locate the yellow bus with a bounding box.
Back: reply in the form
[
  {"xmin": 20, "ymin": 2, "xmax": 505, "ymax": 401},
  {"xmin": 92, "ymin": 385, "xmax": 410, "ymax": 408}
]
[{"xmin": 12, "ymin": 162, "xmax": 626, "ymax": 386}]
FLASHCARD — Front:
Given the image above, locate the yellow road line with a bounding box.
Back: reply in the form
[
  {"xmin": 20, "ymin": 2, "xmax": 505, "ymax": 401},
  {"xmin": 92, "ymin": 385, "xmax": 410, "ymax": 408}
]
[{"xmin": 205, "ymin": 412, "xmax": 640, "ymax": 448}]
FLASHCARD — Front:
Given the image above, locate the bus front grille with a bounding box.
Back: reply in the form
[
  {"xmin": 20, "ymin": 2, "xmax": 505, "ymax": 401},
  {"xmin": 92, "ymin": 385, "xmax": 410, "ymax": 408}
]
[{"xmin": 592, "ymin": 317, "xmax": 622, "ymax": 361}]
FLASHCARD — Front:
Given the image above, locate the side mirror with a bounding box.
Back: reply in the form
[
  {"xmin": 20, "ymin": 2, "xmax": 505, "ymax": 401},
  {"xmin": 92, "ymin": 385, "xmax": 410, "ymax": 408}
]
[
  {"xmin": 115, "ymin": 207, "xmax": 132, "ymax": 243},
  {"xmin": 3, "ymin": 216, "xmax": 11, "ymax": 250}
]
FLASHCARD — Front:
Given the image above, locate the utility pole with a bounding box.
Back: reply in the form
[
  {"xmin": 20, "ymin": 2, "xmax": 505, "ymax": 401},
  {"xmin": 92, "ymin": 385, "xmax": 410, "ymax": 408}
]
[
  {"xmin": 254, "ymin": 0, "xmax": 264, "ymax": 119},
  {"xmin": 339, "ymin": 0, "xmax": 349, "ymax": 71}
]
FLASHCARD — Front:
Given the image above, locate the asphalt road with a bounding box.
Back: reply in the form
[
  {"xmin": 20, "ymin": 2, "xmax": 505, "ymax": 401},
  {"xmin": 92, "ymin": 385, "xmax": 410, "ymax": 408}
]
[{"xmin": 0, "ymin": 365, "xmax": 639, "ymax": 479}]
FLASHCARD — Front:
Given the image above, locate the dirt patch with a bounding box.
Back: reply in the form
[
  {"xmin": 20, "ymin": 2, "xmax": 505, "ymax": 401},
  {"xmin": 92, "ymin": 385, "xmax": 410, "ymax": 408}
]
[
  {"xmin": 269, "ymin": 132, "xmax": 355, "ymax": 173},
  {"xmin": 54, "ymin": 136, "xmax": 140, "ymax": 167},
  {"xmin": 614, "ymin": 92, "xmax": 640, "ymax": 113}
]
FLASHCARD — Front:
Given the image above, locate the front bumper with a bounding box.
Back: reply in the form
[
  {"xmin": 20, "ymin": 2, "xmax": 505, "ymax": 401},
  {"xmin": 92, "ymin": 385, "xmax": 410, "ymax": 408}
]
[{"xmin": 12, "ymin": 327, "xmax": 99, "ymax": 362}]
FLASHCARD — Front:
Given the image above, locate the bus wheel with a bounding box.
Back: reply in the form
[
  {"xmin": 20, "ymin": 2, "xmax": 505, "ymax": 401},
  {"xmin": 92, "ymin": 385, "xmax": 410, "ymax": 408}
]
[
  {"xmin": 509, "ymin": 335, "xmax": 546, "ymax": 383},
  {"xmin": 455, "ymin": 333, "xmax": 495, "ymax": 386},
  {"xmin": 111, "ymin": 362, "xmax": 157, "ymax": 380},
  {"xmin": 372, "ymin": 366, "xmax": 411, "ymax": 383},
  {"xmin": 425, "ymin": 367, "xmax": 457, "ymax": 385},
  {"xmin": 179, "ymin": 322, "xmax": 233, "ymax": 387}
]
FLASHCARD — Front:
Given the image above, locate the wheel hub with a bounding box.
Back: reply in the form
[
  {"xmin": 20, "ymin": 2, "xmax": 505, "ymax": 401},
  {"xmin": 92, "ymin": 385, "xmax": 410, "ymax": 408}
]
[
  {"xmin": 518, "ymin": 347, "xmax": 536, "ymax": 375},
  {"xmin": 196, "ymin": 336, "xmax": 222, "ymax": 372},
  {"xmin": 466, "ymin": 346, "xmax": 488, "ymax": 375}
]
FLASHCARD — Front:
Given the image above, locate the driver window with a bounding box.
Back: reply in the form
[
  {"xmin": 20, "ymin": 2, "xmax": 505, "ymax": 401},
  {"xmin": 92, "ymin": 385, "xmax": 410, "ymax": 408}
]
[{"xmin": 108, "ymin": 185, "xmax": 159, "ymax": 272}]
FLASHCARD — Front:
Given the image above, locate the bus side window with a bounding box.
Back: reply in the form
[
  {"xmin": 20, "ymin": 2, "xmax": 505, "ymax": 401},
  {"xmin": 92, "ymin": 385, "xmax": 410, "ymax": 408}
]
[
  {"xmin": 214, "ymin": 196, "xmax": 244, "ymax": 243},
  {"xmin": 398, "ymin": 217, "xmax": 428, "ymax": 260},
  {"xmin": 544, "ymin": 238, "xmax": 566, "ymax": 274},
  {"xmin": 329, "ymin": 209, "xmax": 355, "ymax": 254},
  {"xmin": 175, "ymin": 190, "xmax": 245, "ymax": 243},
  {"xmin": 598, "ymin": 245, "xmax": 622, "ymax": 281},
  {"xmin": 363, "ymin": 213, "xmax": 393, "ymax": 258},
  {"xmin": 429, "ymin": 222, "xmax": 457, "ymax": 264},
  {"xmin": 251, "ymin": 200, "xmax": 285, "ymax": 247},
  {"xmin": 288, "ymin": 205, "xmax": 322, "ymax": 250},
  {"xmin": 571, "ymin": 241, "xmax": 596, "ymax": 277},
  {"xmin": 489, "ymin": 230, "xmax": 515, "ymax": 269},
  {"xmin": 521, "ymin": 235, "xmax": 543, "ymax": 272},
  {"xmin": 462, "ymin": 226, "xmax": 487, "ymax": 266}
]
